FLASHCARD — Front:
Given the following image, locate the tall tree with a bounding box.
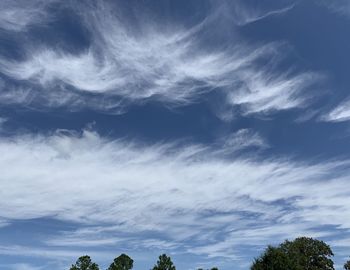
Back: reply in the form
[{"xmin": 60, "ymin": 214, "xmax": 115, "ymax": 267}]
[
  {"xmin": 251, "ymin": 237, "xmax": 334, "ymax": 270},
  {"xmin": 251, "ymin": 245, "xmax": 294, "ymax": 270},
  {"xmin": 152, "ymin": 254, "xmax": 176, "ymax": 270},
  {"xmin": 108, "ymin": 253, "xmax": 134, "ymax": 270},
  {"xmin": 344, "ymin": 259, "xmax": 350, "ymax": 270},
  {"xmin": 69, "ymin": 255, "xmax": 99, "ymax": 270}
]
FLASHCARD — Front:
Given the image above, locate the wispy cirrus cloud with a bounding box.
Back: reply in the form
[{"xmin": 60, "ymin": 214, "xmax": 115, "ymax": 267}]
[
  {"xmin": 318, "ymin": 0, "xmax": 350, "ymax": 18},
  {"xmin": 0, "ymin": 1, "xmax": 320, "ymax": 116},
  {"xmin": 0, "ymin": 0, "xmax": 55, "ymax": 32},
  {"xmin": 1, "ymin": 129, "xmax": 350, "ymax": 260},
  {"xmin": 221, "ymin": 128, "xmax": 268, "ymax": 151},
  {"xmin": 0, "ymin": 117, "xmax": 7, "ymax": 128},
  {"xmin": 0, "ymin": 1, "xmax": 347, "ymax": 269},
  {"xmin": 0, "ymin": 245, "xmax": 117, "ymax": 270},
  {"xmin": 322, "ymin": 99, "xmax": 350, "ymax": 122},
  {"xmin": 8, "ymin": 263, "xmax": 42, "ymax": 270},
  {"xmin": 0, "ymin": 244, "xmax": 112, "ymax": 261},
  {"xmin": 218, "ymin": 0, "xmax": 296, "ymax": 26},
  {"xmin": 228, "ymin": 68, "xmax": 320, "ymax": 115}
]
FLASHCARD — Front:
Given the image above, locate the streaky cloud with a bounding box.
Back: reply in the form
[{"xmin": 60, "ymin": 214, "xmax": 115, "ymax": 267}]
[
  {"xmin": 1, "ymin": 129, "xmax": 350, "ymax": 259},
  {"xmin": 218, "ymin": 0, "xmax": 296, "ymax": 26},
  {"xmin": 228, "ymin": 67, "xmax": 321, "ymax": 115},
  {"xmin": 317, "ymin": 0, "xmax": 350, "ymax": 18},
  {"xmin": 0, "ymin": 0, "xmax": 56, "ymax": 31},
  {"xmin": 7, "ymin": 263, "xmax": 43, "ymax": 270},
  {"xmin": 322, "ymin": 99, "xmax": 350, "ymax": 122},
  {"xmin": 0, "ymin": 1, "xmax": 321, "ymax": 116},
  {"xmin": 220, "ymin": 128, "xmax": 268, "ymax": 151}
]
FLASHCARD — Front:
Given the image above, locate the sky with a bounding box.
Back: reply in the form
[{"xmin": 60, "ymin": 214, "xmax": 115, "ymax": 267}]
[{"xmin": 1, "ymin": 0, "xmax": 350, "ymax": 269}]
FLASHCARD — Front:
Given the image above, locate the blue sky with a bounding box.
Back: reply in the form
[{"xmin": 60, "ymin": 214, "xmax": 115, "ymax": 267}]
[{"xmin": 1, "ymin": 0, "xmax": 350, "ymax": 269}]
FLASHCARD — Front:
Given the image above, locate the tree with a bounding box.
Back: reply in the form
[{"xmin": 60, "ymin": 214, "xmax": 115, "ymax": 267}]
[
  {"xmin": 251, "ymin": 237, "xmax": 334, "ymax": 270},
  {"xmin": 282, "ymin": 237, "xmax": 334, "ymax": 270},
  {"xmin": 251, "ymin": 245, "xmax": 293, "ymax": 270},
  {"xmin": 70, "ymin": 255, "xmax": 99, "ymax": 270},
  {"xmin": 344, "ymin": 259, "xmax": 350, "ymax": 270},
  {"xmin": 152, "ymin": 254, "xmax": 176, "ymax": 270},
  {"xmin": 108, "ymin": 253, "xmax": 134, "ymax": 270}
]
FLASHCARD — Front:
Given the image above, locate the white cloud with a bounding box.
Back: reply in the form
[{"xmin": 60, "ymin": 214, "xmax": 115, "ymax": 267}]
[
  {"xmin": 0, "ymin": 0, "xmax": 55, "ymax": 31},
  {"xmin": 229, "ymin": 70, "xmax": 320, "ymax": 114},
  {"xmin": 0, "ymin": 245, "xmax": 117, "ymax": 270},
  {"xmin": 323, "ymin": 99, "xmax": 350, "ymax": 122},
  {"xmin": 0, "ymin": 245, "xmax": 110, "ymax": 261},
  {"xmin": 8, "ymin": 263, "xmax": 42, "ymax": 270},
  {"xmin": 218, "ymin": 0, "xmax": 295, "ymax": 26},
  {"xmin": 0, "ymin": 1, "xmax": 320, "ymax": 115},
  {"xmin": 0, "ymin": 117, "xmax": 7, "ymax": 129},
  {"xmin": 220, "ymin": 129, "xmax": 268, "ymax": 151},
  {"xmin": 1, "ymin": 129, "xmax": 350, "ymax": 258},
  {"xmin": 318, "ymin": 0, "xmax": 350, "ymax": 18},
  {"xmin": 189, "ymin": 222, "xmax": 333, "ymax": 259}
]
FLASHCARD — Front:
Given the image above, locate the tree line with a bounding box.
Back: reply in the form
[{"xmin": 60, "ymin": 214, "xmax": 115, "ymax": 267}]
[{"xmin": 69, "ymin": 237, "xmax": 350, "ymax": 270}]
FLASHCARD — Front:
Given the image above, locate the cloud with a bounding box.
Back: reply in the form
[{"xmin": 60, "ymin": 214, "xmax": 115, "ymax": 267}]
[
  {"xmin": 0, "ymin": 244, "xmax": 111, "ymax": 261},
  {"xmin": 1, "ymin": 129, "xmax": 350, "ymax": 259},
  {"xmin": 0, "ymin": 245, "xmax": 118, "ymax": 270},
  {"xmin": 218, "ymin": 0, "xmax": 296, "ymax": 26},
  {"xmin": 318, "ymin": 0, "xmax": 350, "ymax": 18},
  {"xmin": 322, "ymin": 99, "xmax": 350, "ymax": 122},
  {"xmin": 188, "ymin": 222, "xmax": 333, "ymax": 259},
  {"xmin": 8, "ymin": 263, "xmax": 42, "ymax": 270},
  {"xmin": 220, "ymin": 129, "xmax": 268, "ymax": 151},
  {"xmin": 0, "ymin": 1, "xmax": 320, "ymax": 115},
  {"xmin": 0, "ymin": 117, "xmax": 7, "ymax": 129},
  {"xmin": 228, "ymin": 69, "xmax": 320, "ymax": 115},
  {"xmin": 0, "ymin": 0, "xmax": 55, "ymax": 31}
]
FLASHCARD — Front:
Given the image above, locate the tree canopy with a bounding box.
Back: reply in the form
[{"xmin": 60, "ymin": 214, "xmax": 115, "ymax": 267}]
[
  {"xmin": 251, "ymin": 237, "xmax": 334, "ymax": 270},
  {"xmin": 108, "ymin": 253, "xmax": 134, "ymax": 270},
  {"xmin": 344, "ymin": 259, "xmax": 350, "ymax": 270},
  {"xmin": 152, "ymin": 254, "xmax": 176, "ymax": 270},
  {"xmin": 67, "ymin": 239, "xmax": 350, "ymax": 270},
  {"xmin": 70, "ymin": 255, "xmax": 100, "ymax": 270}
]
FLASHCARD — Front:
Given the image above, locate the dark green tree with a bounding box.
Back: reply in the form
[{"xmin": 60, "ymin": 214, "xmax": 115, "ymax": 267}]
[
  {"xmin": 251, "ymin": 237, "xmax": 334, "ymax": 270},
  {"xmin": 69, "ymin": 255, "xmax": 99, "ymax": 270},
  {"xmin": 282, "ymin": 237, "xmax": 334, "ymax": 270},
  {"xmin": 251, "ymin": 245, "xmax": 294, "ymax": 270},
  {"xmin": 152, "ymin": 254, "xmax": 176, "ymax": 270},
  {"xmin": 108, "ymin": 254, "xmax": 134, "ymax": 270},
  {"xmin": 344, "ymin": 259, "xmax": 350, "ymax": 270}
]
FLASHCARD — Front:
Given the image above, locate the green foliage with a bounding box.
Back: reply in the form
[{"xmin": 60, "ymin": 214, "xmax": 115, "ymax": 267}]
[
  {"xmin": 251, "ymin": 237, "xmax": 334, "ymax": 270},
  {"xmin": 251, "ymin": 245, "xmax": 293, "ymax": 270},
  {"xmin": 69, "ymin": 255, "xmax": 99, "ymax": 270},
  {"xmin": 68, "ymin": 239, "xmax": 336, "ymax": 270},
  {"xmin": 282, "ymin": 237, "xmax": 334, "ymax": 270},
  {"xmin": 108, "ymin": 254, "xmax": 134, "ymax": 270},
  {"xmin": 152, "ymin": 254, "xmax": 176, "ymax": 270},
  {"xmin": 344, "ymin": 259, "xmax": 350, "ymax": 270}
]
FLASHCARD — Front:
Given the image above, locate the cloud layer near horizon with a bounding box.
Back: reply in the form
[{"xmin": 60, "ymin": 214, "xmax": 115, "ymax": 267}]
[{"xmin": 1, "ymin": 129, "xmax": 350, "ymax": 259}]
